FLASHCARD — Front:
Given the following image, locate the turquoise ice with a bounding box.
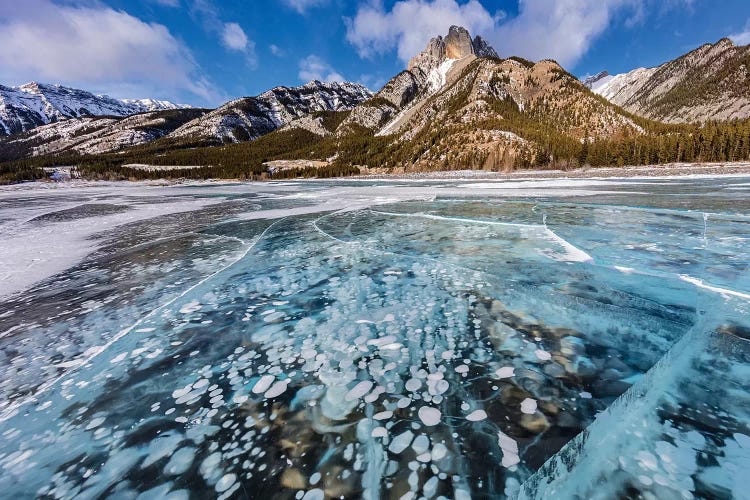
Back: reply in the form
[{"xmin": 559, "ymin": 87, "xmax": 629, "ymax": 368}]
[{"xmin": 0, "ymin": 177, "xmax": 748, "ymax": 499}]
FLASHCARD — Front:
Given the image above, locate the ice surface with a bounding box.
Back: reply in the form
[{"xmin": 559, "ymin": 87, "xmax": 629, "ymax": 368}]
[{"xmin": 0, "ymin": 175, "xmax": 749, "ymax": 498}]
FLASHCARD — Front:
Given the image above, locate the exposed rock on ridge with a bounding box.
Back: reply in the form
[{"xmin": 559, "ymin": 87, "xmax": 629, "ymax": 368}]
[
  {"xmin": 591, "ymin": 38, "xmax": 750, "ymax": 123},
  {"xmin": 408, "ymin": 26, "xmax": 499, "ymax": 76},
  {"xmin": 342, "ymin": 26, "xmax": 499, "ymax": 135},
  {"xmin": 170, "ymin": 80, "xmax": 372, "ymax": 144},
  {"xmin": 0, "ymin": 82, "xmax": 188, "ymax": 137}
]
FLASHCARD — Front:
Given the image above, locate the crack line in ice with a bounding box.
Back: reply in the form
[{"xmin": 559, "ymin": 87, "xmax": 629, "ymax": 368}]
[
  {"xmin": 678, "ymin": 275, "xmax": 750, "ymax": 301},
  {"xmin": 369, "ymin": 209, "xmax": 542, "ymax": 229},
  {"xmin": 368, "ymin": 209, "xmax": 594, "ymax": 263},
  {"xmin": 608, "ymin": 264, "xmax": 750, "ymax": 302},
  {"xmin": 0, "ymin": 218, "xmax": 285, "ymax": 423},
  {"xmin": 311, "ymin": 214, "xmax": 489, "ymax": 278}
]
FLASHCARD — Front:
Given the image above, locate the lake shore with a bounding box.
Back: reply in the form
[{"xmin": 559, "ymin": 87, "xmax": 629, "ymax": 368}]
[{"xmin": 350, "ymin": 162, "xmax": 750, "ymax": 181}]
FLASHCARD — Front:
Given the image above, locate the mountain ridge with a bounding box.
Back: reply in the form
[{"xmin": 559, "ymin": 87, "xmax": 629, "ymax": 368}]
[
  {"xmin": 589, "ymin": 38, "xmax": 750, "ymax": 123},
  {"xmin": 3, "ymin": 27, "xmax": 750, "ymax": 183},
  {"xmin": 0, "ymin": 82, "xmax": 189, "ymax": 136}
]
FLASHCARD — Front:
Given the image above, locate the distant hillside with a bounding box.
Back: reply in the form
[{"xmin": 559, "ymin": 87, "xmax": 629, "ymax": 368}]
[
  {"xmin": 0, "ymin": 82, "xmax": 188, "ymax": 136},
  {"xmin": 591, "ymin": 39, "xmax": 750, "ymax": 123}
]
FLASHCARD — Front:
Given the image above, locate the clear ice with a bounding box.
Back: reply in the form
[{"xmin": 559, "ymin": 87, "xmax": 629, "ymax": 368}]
[{"xmin": 0, "ymin": 177, "xmax": 749, "ymax": 499}]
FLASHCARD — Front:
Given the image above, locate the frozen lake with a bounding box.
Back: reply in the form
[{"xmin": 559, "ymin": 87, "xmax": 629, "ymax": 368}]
[{"xmin": 0, "ymin": 176, "xmax": 749, "ymax": 499}]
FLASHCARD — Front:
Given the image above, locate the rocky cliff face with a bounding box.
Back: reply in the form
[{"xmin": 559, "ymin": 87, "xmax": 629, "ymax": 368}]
[
  {"xmin": 342, "ymin": 26, "xmax": 499, "ymax": 135},
  {"xmin": 0, "ymin": 82, "xmax": 187, "ymax": 137},
  {"xmin": 169, "ymin": 80, "xmax": 372, "ymax": 144},
  {"xmin": 408, "ymin": 26, "xmax": 498, "ymax": 76},
  {"xmin": 0, "ymin": 109, "xmax": 208, "ymax": 159},
  {"xmin": 591, "ymin": 38, "xmax": 750, "ymax": 123}
]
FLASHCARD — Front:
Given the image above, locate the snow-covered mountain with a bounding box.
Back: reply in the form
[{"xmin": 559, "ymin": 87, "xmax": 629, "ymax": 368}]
[
  {"xmin": 588, "ymin": 38, "xmax": 750, "ymax": 123},
  {"xmin": 0, "ymin": 109, "xmax": 208, "ymax": 159},
  {"xmin": 169, "ymin": 80, "xmax": 372, "ymax": 144},
  {"xmin": 582, "ymin": 71, "xmax": 614, "ymax": 92},
  {"xmin": 0, "ymin": 82, "xmax": 188, "ymax": 136},
  {"xmin": 0, "ymin": 80, "xmax": 373, "ymax": 158}
]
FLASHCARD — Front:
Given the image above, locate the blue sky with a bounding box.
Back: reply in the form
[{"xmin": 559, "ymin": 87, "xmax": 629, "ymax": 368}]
[{"xmin": 1, "ymin": 0, "xmax": 749, "ymax": 107}]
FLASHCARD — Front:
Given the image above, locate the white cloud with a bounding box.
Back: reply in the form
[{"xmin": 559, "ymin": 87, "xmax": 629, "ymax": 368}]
[
  {"xmin": 0, "ymin": 0, "xmax": 220, "ymax": 105},
  {"xmin": 222, "ymin": 23, "xmax": 249, "ymax": 51},
  {"xmin": 282, "ymin": 0, "xmax": 330, "ymax": 14},
  {"xmin": 345, "ymin": 0, "xmax": 498, "ymax": 63},
  {"xmin": 270, "ymin": 44, "xmax": 286, "ymax": 57},
  {"xmin": 730, "ymin": 20, "xmax": 750, "ymax": 46},
  {"xmin": 345, "ymin": 0, "xmax": 692, "ymax": 69},
  {"xmin": 299, "ymin": 55, "xmax": 345, "ymax": 83},
  {"xmin": 491, "ymin": 0, "xmax": 639, "ymax": 67},
  {"xmin": 221, "ymin": 22, "xmax": 257, "ymax": 67},
  {"xmin": 190, "ymin": 0, "xmax": 257, "ymax": 66}
]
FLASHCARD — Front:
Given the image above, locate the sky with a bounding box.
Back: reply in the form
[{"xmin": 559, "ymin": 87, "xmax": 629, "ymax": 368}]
[{"xmin": 1, "ymin": 0, "xmax": 749, "ymax": 107}]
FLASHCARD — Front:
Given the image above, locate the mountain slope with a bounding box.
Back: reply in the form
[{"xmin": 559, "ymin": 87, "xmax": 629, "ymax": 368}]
[
  {"xmin": 592, "ymin": 38, "xmax": 750, "ymax": 123},
  {"xmin": 168, "ymin": 81, "xmax": 372, "ymax": 144},
  {"xmin": 582, "ymin": 71, "xmax": 614, "ymax": 92},
  {"xmin": 0, "ymin": 109, "xmax": 209, "ymax": 160},
  {"xmin": 335, "ymin": 26, "xmax": 642, "ymax": 170},
  {"xmin": 0, "ymin": 82, "xmax": 188, "ymax": 136}
]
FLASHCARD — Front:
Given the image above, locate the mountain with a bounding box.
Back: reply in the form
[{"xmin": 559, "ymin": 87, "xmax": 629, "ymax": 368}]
[
  {"xmin": 590, "ymin": 38, "xmax": 750, "ymax": 123},
  {"xmin": 582, "ymin": 71, "xmax": 613, "ymax": 92},
  {"xmin": 0, "ymin": 81, "xmax": 372, "ymax": 159},
  {"xmin": 6, "ymin": 27, "xmax": 750, "ymax": 184},
  {"xmin": 0, "ymin": 109, "xmax": 209, "ymax": 159},
  {"xmin": 168, "ymin": 81, "xmax": 372, "ymax": 144},
  {"xmin": 333, "ymin": 26, "xmax": 640, "ymax": 170},
  {"xmin": 0, "ymin": 82, "xmax": 188, "ymax": 137}
]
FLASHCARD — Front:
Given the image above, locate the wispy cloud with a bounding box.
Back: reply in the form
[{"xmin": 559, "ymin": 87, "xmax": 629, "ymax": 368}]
[
  {"xmin": 270, "ymin": 44, "xmax": 286, "ymax": 57},
  {"xmin": 190, "ymin": 0, "xmax": 257, "ymax": 67},
  {"xmin": 730, "ymin": 19, "xmax": 750, "ymax": 46},
  {"xmin": 298, "ymin": 55, "xmax": 344, "ymax": 83},
  {"xmin": 153, "ymin": 0, "xmax": 180, "ymax": 7},
  {"xmin": 0, "ymin": 0, "xmax": 221, "ymax": 105},
  {"xmin": 282, "ymin": 0, "xmax": 330, "ymax": 14}
]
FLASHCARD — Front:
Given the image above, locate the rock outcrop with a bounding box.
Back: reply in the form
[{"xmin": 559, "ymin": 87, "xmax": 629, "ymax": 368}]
[{"xmin": 408, "ymin": 26, "xmax": 499, "ymax": 76}]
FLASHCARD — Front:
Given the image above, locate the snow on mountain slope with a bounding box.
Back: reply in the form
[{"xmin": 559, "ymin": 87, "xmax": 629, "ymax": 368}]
[
  {"xmin": 344, "ymin": 26, "xmax": 500, "ymax": 138},
  {"xmin": 582, "ymin": 71, "xmax": 615, "ymax": 92},
  {"xmin": 0, "ymin": 82, "xmax": 189, "ymax": 137},
  {"xmin": 169, "ymin": 80, "xmax": 372, "ymax": 144},
  {"xmin": 590, "ymin": 39, "xmax": 750, "ymax": 123},
  {"xmin": 0, "ymin": 109, "xmax": 208, "ymax": 159},
  {"xmin": 592, "ymin": 67, "xmax": 659, "ymax": 107}
]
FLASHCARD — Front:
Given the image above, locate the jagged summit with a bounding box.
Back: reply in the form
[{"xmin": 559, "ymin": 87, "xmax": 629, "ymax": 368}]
[{"xmin": 407, "ymin": 26, "xmax": 498, "ymax": 74}]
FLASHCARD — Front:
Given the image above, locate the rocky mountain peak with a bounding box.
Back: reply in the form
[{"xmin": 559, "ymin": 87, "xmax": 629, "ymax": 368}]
[
  {"xmin": 407, "ymin": 26, "xmax": 498, "ymax": 74},
  {"xmin": 715, "ymin": 37, "xmax": 736, "ymax": 49},
  {"xmin": 472, "ymin": 35, "xmax": 499, "ymax": 58},
  {"xmin": 444, "ymin": 26, "xmax": 475, "ymax": 60}
]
